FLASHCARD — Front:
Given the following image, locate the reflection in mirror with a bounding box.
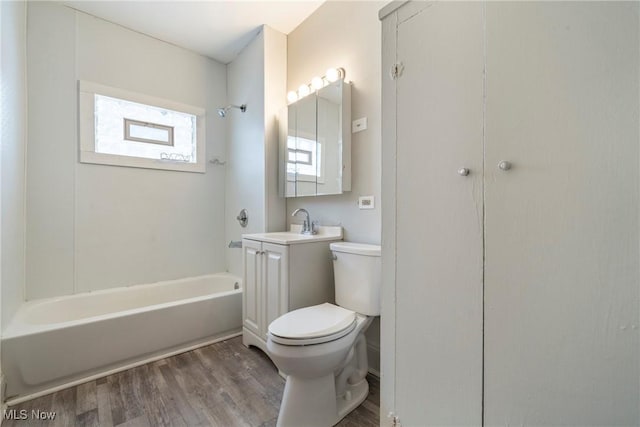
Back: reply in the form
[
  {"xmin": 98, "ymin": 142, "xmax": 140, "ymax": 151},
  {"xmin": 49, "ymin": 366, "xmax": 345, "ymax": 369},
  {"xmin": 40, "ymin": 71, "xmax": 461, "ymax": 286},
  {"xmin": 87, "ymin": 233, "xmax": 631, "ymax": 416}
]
[
  {"xmin": 284, "ymin": 105, "xmax": 296, "ymax": 196},
  {"xmin": 316, "ymin": 83, "xmax": 341, "ymax": 196},
  {"xmin": 280, "ymin": 79, "xmax": 351, "ymax": 198},
  {"xmin": 293, "ymin": 94, "xmax": 317, "ymax": 197}
]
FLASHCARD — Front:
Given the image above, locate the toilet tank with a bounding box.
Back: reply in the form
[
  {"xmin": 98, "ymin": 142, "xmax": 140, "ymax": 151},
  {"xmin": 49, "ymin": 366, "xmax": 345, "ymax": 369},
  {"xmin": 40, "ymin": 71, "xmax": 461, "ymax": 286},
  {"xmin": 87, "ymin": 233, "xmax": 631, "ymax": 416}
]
[{"xmin": 330, "ymin": 242, "xmax": 381, "ymax": 316}]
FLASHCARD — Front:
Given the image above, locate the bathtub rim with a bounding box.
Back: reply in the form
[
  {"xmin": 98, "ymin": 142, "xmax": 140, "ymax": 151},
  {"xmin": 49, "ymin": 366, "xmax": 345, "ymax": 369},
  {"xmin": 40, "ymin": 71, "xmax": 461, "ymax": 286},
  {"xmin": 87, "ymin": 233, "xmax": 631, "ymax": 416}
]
[{"xmin": 3, "ymin": 272, "xmax": 242, "ymax": 339}]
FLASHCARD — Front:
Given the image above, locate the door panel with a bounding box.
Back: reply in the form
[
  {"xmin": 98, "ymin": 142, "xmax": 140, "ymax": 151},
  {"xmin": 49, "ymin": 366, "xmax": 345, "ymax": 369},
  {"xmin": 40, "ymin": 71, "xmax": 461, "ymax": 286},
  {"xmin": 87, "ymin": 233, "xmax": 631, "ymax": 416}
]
[
  {"xmin": 484, "ymin": 3, "xmax": 640, "ymax": 425},
  {"xmin": 395, "ymin": 3, "xmax": 484, "ymax": 425},
  {"xmin": 263, "ymin": 243, "xmax": 288, "ymax": 340},
  {"xmin": 242, "ymin": 239, "xmax": 262, "ymax": 336}
]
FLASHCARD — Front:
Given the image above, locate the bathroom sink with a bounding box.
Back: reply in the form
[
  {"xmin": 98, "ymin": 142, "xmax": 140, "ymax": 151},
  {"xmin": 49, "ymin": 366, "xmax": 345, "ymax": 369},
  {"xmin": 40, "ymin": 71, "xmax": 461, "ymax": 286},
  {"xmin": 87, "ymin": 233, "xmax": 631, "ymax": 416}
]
[{"xmin": 243, "ymin": 225, "xmax": 343, "ymax": 245}]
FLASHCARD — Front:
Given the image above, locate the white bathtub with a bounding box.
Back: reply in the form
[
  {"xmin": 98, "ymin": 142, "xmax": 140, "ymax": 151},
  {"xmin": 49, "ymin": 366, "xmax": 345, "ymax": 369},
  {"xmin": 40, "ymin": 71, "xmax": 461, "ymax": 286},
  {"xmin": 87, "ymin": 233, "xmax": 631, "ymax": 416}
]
[{"xmin": 2, "ymin": 273, "xmax": 242, "ymax": 403}]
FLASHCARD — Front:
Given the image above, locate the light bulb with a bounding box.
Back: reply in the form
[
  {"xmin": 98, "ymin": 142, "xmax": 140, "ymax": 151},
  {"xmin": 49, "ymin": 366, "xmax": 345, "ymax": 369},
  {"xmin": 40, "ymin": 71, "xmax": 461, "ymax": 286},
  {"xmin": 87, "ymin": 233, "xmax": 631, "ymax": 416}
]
[
  {"xmin": 326, "ymin": 68, "xmax": 340, "ymax": 82},
  {"xmin": 287, "ymin": 91, "xmax": 298, "ymax": 103},
  {"xmin": 311, "ymin": 77, "xmax": 324, "ymax": 90},
  {"xmin": 298, "ymin": 84, "xmax": 311, "ymax": 97}
]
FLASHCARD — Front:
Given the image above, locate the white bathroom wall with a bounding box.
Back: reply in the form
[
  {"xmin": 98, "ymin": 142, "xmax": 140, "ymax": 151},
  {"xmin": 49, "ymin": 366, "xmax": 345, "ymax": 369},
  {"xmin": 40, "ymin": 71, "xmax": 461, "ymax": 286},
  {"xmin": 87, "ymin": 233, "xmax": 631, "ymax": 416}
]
[
  {"xmin": 226, "ymin": 26, "xmax": 286, "ymax": 277},
  {"xmin": 1, "ymin": 1, "xmax": 27, "ymax": 327},
  {"xmin": 286, "ymin": 0, "xmax": 384, "ymax": 374},
  {"xmin": 226, "ymin": 30, "xmax": 266, "ymax": 277},
  {"xmin": 286, "ymin": 1, "xmax": 384, "ymax": 244},
  {"xmin": 264, "ymin": 27, "xmax": 287, "ymax": 234},
  {"xmin": 26, "ymin": 2, "xmax": 76, "ymax": 300},
  {"xmin": 26, "ymin": 3, "xmax": 227, "ymax": 299}
]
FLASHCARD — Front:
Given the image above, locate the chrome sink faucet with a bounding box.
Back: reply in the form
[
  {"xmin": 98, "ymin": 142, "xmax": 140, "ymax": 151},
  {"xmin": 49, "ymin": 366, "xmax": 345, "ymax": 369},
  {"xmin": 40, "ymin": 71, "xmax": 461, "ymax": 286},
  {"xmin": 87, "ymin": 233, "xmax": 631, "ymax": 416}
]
[{"xmin": 291, "ymin": 208, "xmax": 317, "ymax": 235}]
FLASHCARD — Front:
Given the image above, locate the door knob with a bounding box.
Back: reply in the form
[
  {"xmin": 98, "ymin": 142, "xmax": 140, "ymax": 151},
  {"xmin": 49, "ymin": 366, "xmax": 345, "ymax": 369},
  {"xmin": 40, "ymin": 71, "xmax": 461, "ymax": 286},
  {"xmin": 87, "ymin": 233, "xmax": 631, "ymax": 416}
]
[
  {"xmin": 458, "ymin": 168, "xmax": 470, "ymax": 176},
  {"xmin": 498, "ymin": 161, "xmax": 512, "ymax": 171}
]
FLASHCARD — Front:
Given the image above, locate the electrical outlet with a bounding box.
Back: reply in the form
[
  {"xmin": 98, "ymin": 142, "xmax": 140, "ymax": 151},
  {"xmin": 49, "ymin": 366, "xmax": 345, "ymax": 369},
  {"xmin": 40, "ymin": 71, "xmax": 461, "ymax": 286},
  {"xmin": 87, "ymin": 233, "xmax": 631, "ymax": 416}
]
[{"xmin": 359, "ymin": 196, "xmax": 375, "ymax": 209}]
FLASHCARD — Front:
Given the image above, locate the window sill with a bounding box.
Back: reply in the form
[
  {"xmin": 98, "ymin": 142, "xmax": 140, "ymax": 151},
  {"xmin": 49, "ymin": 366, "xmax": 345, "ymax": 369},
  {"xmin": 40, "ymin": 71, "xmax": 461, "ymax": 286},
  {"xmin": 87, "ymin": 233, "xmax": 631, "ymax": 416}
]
[{"xmin": 79, "ymin": 151, "xmax": 205, "ymax": 173}]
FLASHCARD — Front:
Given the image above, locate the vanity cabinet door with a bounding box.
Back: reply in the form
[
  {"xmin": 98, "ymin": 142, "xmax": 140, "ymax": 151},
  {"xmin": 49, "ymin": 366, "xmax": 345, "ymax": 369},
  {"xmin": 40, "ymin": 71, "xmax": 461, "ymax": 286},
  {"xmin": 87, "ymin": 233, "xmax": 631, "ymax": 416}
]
[
  {"xmin": 262, "ymin": 243, "xmax": 289, "ymax": 340},
  {"xmin": 242, "ymin": 239, "xmax": 262, "ymax": 337}
]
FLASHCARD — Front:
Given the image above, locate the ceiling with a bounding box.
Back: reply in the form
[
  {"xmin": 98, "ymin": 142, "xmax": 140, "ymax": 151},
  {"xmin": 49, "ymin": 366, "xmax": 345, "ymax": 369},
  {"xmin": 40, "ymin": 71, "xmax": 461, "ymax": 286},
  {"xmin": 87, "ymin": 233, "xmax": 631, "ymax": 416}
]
[{"xmin": 63, "ymin": 1, "xmax": 325, "ymax": 64}]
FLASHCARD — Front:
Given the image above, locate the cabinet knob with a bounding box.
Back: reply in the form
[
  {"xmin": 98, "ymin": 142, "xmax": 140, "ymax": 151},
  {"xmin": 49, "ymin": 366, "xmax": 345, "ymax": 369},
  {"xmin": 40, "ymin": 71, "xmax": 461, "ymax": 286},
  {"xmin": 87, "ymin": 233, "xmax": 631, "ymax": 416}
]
[
  {"xmin": 498, "ymin": 161, "xmax": 512, "ymax": 171},
  {"xmin": 458, "ymin": 168, "xmax": 470, "ymax": 176}
]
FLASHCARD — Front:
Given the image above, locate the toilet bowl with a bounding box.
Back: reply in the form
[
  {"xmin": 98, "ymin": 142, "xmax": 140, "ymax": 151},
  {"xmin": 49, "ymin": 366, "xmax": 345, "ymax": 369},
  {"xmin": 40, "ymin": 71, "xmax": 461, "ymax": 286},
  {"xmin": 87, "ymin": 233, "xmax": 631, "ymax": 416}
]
[{"xmin": 266, "ymin": 242, "xmax": 381, "ymax": 427}]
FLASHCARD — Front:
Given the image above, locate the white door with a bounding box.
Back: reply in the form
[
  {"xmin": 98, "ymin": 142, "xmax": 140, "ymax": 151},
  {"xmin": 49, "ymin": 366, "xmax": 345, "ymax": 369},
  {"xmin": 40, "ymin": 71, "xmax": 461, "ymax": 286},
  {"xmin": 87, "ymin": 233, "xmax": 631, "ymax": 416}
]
[
  {"xmin": 394, "ymin": 3, "xmax": 485, "ymax": 424},
  {"xmin": 484, "ymin": 3, "xmax": 640, "ymax": 425},
  {"xmin": 242, "ymin": 239, "xmax": 262, "ymax": 337},
  {"xmin": 262, "ymin": 242, "xmax": 289, "ymax": 340}
]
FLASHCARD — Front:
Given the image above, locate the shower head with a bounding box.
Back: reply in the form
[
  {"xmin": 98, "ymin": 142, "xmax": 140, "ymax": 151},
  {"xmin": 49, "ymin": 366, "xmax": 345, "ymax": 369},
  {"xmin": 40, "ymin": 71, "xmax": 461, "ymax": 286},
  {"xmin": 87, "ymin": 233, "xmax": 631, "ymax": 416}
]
[{"xmin": 217, "ymin": 104, "xmax": 247, "ymax": 118}]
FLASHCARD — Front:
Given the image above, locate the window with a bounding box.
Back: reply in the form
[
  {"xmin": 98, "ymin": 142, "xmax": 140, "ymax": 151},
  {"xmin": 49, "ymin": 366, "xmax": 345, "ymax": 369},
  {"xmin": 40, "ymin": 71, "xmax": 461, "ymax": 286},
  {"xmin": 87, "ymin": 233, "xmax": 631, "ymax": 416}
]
[
  {"xmin": 286, "ymin": 136, "xmax": 323, "ymax": 182},
  {"xmin": 79, "ymin": 81, "xmax": 206, "ymax": 173},
  {"xmin": 123, "ymin": 118, "xmax": 174, "ymax": 146},
  {"xmin": 288, "ymin": 147, "xmax": 312, "ymax": 165}
]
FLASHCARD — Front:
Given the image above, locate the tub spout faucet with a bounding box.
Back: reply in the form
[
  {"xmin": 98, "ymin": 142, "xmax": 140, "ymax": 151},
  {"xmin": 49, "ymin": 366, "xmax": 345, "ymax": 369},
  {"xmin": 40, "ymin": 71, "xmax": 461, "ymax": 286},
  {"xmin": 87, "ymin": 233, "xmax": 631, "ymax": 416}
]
[{"xmin": 291, "ymin": 208, "xmax": 316, "ymax": 235}]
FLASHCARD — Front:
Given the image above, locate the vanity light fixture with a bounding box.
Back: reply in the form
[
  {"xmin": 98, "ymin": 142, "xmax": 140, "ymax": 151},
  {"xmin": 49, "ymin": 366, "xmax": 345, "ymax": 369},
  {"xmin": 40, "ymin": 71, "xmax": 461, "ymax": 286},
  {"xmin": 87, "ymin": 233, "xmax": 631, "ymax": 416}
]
[
  {"xmin": 311, "ymin": 76, "xmax": 324, "ymax": 90},
  {"xmin": 325, "ymin": 67, "xmax": 342, "ymax": 82},
  {"xmin": 298, "ymin": 84, "xmax": 311, "ymax": 98},
  {"xmin": 287, "ymin": 91, "xmax": 299, "ymax": 103},
  {"xmin": 287, "ymin": 67, "xmax": 346, "ymax": 104}
]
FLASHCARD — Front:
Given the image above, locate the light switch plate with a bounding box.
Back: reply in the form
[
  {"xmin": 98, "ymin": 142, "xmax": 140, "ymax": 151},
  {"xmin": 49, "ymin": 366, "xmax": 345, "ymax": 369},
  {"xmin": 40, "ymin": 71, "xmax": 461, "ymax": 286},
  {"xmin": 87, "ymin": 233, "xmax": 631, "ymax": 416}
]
[
  {"xmin": 358, "ymin": 196, "xmax": 375, "ymax": 209},
  {"xmin": 352, "ymin": 117, "xmax": 367, "ymax": 133}
]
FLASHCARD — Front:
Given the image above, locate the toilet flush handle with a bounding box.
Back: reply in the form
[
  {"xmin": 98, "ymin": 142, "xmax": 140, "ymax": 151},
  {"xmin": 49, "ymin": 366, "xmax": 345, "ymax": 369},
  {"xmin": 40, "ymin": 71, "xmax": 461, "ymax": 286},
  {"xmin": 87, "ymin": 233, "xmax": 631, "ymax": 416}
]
[{"xmin": 331, "ymin": 252, "xmax": 337, "ymax": 261}]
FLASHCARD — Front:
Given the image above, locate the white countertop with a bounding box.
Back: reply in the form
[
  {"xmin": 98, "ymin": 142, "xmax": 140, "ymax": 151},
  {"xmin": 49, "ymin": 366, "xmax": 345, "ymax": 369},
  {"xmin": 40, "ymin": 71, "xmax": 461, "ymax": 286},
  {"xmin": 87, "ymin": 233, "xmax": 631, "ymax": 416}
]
[{"xmin": 243, "ymin": 225, "xmax": 343, "ymax": 245}]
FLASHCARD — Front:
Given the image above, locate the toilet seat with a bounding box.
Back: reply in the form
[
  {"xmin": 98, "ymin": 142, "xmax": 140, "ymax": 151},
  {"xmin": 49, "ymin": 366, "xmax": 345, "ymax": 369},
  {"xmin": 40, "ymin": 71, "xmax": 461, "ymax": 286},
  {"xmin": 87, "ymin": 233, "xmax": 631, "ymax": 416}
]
[{"xmin": 268, "ymin": 303, "xmax": 356, "ymax": 346}]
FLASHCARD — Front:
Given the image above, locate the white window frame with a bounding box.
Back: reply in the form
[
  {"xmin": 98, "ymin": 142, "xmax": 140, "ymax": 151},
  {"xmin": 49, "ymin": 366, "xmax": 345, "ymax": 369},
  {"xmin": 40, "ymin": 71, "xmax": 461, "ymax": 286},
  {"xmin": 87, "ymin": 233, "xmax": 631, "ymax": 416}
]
[{"xmin": 78, "ymin": 81, "xmax": 206, "ymax": 173}]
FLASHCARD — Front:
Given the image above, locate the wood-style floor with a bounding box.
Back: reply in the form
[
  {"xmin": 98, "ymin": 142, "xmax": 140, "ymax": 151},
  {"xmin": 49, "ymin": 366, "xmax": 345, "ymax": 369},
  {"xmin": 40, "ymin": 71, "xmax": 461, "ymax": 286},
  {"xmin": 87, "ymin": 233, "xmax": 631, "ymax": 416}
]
[{"xmin": 4, "ymin": 336, "xmax": 379, "ymax": 427}]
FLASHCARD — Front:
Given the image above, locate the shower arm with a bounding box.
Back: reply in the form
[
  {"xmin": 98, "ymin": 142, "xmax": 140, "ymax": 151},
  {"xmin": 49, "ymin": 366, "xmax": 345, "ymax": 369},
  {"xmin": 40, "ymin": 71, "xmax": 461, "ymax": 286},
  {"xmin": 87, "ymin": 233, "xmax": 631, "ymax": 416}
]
[{"xmin": 217, "ymin": 104, "xmax": 247, "ymax": 117}]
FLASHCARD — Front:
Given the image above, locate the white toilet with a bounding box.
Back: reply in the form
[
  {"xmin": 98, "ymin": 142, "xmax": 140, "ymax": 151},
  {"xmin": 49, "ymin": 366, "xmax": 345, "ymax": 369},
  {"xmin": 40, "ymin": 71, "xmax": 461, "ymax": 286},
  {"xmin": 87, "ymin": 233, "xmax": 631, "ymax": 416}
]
[{"xmin": 266, "ymin": 242, "xmax": 381, "ymax": 427}]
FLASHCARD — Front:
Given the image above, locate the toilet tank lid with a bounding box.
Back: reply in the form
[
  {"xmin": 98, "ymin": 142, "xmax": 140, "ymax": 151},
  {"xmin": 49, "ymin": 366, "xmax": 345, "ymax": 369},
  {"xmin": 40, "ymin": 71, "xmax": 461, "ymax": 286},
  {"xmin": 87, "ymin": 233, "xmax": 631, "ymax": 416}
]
[{"xmin": 330, "ymin": 242, "xmax": 381, "ymax": 256}]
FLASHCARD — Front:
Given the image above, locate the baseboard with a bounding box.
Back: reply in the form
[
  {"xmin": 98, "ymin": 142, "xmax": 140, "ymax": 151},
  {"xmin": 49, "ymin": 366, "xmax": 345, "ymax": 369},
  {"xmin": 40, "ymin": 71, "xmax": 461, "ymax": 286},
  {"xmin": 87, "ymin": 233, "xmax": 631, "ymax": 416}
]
[
  {"xmin": 5, "ymin": 331, "xmax": 241, "ymax": 407},
  {"xmin": 367, "ymin": 341, "xmax": 380, "ymax": 377}
]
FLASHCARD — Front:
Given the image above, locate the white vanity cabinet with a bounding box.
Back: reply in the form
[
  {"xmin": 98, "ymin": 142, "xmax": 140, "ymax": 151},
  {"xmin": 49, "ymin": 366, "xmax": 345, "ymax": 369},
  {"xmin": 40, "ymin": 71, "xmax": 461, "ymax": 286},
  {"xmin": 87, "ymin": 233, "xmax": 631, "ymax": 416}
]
[
  {"xmin": 242, "ymin": 239, "xmax": 288, "ymax": 344},
  {"xmin": 241, "ymin": 228, "xmax": 342, "ymax": 353}
]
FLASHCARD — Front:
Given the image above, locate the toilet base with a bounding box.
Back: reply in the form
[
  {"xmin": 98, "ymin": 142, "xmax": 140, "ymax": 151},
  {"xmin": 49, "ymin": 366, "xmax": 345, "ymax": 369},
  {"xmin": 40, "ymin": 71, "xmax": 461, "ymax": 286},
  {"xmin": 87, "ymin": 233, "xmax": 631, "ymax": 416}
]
[
  {"xmin": 276, "ymin": 374, "xmax": 369, "ymax": 427},
  {"xmin": 336, "ymin": 377, "xmax": 369, "ymax": 424}
]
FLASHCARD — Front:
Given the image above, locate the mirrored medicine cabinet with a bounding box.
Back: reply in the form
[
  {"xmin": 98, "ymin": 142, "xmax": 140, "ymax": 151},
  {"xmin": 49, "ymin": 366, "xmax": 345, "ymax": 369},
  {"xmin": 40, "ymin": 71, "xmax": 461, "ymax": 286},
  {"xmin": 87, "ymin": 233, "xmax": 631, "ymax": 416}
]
[{"xmin": 279, "ymin": 79, "xmax": 351, "ymax": 197}]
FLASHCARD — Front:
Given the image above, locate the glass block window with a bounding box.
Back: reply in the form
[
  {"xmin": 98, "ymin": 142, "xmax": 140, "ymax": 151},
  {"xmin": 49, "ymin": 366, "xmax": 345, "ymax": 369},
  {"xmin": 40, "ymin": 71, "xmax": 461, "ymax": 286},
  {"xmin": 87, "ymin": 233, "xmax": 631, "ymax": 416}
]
[
  {"xmin": 95, "ymin": 95, "xmax": 196, "ymax": 163},
  {"xmin": 79, "ymin": 81, "xmax": 205, "ymax": 173}
]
